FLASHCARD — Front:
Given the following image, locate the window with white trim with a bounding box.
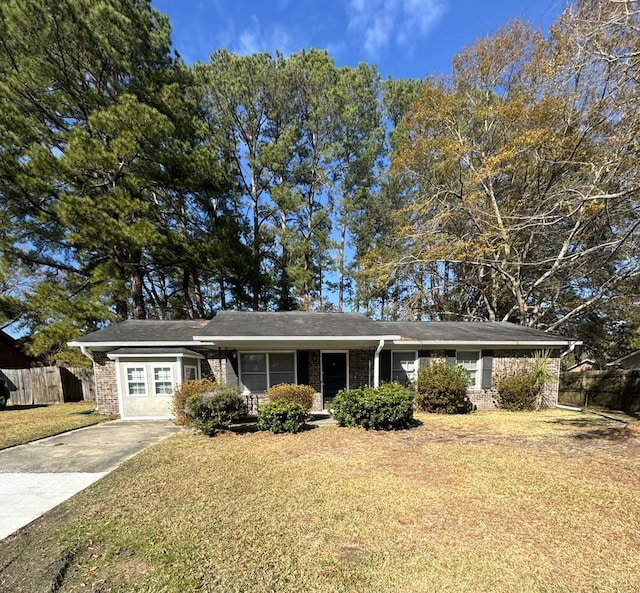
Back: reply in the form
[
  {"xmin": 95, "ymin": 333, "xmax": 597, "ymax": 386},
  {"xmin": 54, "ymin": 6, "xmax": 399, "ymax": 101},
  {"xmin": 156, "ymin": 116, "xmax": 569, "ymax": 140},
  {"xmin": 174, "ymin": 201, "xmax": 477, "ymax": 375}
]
[
  {"xmin": 184, "ymin": 365, "xmax": 198, "ymax": 382},
  {"xmin": 126, "ymin": 367, "xmax": 147, "ymax": 396},
  {"xmin": 152, "ymin": 366, "xmax": 173, "ymax": 395},
  {"xmin": 239, "ymin": 352, "xmax": 296, "ymax": 393},
  {"xmin": 392, "ymin": 351, "xmax": 417, "ymax": 385},
  {"xmin": 456, "ymin": 351, "xmax": 481, "ymax": 389}
]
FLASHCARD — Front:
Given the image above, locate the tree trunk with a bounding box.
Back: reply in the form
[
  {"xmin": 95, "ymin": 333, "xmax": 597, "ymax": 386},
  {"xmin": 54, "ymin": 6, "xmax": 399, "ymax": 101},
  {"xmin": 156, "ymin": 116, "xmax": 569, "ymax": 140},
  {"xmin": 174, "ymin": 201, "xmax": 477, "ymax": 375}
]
[{"xmin": 130, "ymin": 264, "xmax": 146, "ymax": 320}]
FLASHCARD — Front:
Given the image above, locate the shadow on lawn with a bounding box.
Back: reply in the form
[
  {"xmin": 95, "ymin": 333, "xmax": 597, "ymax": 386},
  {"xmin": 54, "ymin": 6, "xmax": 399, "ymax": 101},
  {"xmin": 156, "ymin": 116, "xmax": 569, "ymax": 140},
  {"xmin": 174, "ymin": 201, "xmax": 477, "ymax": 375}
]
[{"xmin": 2, "ymin": 404, "xmax": 49, "ymax": 411}]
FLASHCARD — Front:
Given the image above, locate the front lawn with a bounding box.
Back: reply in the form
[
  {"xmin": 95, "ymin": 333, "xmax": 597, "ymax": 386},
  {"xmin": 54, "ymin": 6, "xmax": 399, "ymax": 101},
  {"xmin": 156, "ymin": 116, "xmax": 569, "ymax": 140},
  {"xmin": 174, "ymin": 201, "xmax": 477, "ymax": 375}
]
[
  {"xmin": 1, "ymin": 409, "xmax": 639, "ymax": 592},
  {"xmin": 0, "ymin": 403, "xmax": 111, "ymax": 449}
]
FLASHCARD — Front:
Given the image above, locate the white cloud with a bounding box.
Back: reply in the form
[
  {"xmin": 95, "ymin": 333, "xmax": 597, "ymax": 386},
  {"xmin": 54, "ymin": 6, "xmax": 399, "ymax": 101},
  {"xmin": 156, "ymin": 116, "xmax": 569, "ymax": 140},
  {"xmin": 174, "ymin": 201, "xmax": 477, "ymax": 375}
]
[
  {"xmin": 347, "ymin": 0, "xmax": 446, "ymax": 56},
  {"xmin": 222, "ymin": 16, "xmax": 294, "ymax": 56}
]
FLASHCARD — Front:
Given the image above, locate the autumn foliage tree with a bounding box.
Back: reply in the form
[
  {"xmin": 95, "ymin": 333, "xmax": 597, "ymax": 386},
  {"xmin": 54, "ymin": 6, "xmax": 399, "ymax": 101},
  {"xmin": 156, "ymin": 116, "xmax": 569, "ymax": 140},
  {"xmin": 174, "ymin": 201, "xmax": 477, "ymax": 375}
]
[{"xmin": 361, "ymin": 3, "xmax": 640, "ymax": 349}]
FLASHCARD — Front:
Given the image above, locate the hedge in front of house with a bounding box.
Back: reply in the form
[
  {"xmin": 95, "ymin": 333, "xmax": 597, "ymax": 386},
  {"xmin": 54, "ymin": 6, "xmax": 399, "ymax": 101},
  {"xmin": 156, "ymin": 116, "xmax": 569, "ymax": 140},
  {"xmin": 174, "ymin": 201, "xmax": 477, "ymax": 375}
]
[
  {"xmin": 496, "ymin": 371, "xmax": 538, "ymax": 411},
  {"xmin": 172, "ymin": 378, "xmax": 217, "ymax": 425},
  {"xmin": 415, "ymin": 362, "xmax": 473, "ymax": 414},
  {"xmin": 185, "ymin": 384, "xmax": 247, "ymax": 436},
  {"xmin": 257, "ymin": 400, "xmax": 308, "ymax": 434},
  {"xmin": 331, "ymin": 383, "xmax": 414, "ymax": 430},
  {"xmin": 265, "ymin": 383, "xmax": 315, "ymax": 411}
]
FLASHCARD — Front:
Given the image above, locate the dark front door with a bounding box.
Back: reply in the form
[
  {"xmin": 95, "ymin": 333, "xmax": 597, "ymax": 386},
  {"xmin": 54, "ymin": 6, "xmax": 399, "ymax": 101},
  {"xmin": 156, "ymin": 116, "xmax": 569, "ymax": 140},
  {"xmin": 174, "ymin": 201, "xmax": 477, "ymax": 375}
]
[{"xmin": 322, "ymin": 352, "xmax": 347, "ymax": 407}]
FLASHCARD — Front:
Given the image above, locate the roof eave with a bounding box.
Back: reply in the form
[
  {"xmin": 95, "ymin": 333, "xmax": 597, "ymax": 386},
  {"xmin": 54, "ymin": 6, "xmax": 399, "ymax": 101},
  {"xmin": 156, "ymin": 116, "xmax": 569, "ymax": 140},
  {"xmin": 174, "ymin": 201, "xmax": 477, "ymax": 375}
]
[
  {"xmin": 68, "ymin": 340, "xmax": 209, "ymax": 348},
  {"xmin": 391, "ymin": 339, "xmax": 581, "ymax": 347}
]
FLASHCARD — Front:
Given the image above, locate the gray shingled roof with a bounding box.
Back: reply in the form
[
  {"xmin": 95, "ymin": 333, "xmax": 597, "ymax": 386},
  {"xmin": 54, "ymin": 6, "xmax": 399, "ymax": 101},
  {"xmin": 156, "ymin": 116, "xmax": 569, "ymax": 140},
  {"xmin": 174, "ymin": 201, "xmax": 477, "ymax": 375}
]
[
  {"xmin": 197, "ymin": 311, "xmax": 383, "ymax": 337},
  {"xmin": 71, "ymin": 313, "xmax": 575, "ymax": 345},
  {"xmin": 73, "ymin": 320, "xmax": 210, "ymax": 343},
  {"xmin": 108, "ymin": 347, "xmax": 203, "ymax": 357},
  {"xmin": 378, "ymin": 321, "xmax": 569, "ymax": 343}
]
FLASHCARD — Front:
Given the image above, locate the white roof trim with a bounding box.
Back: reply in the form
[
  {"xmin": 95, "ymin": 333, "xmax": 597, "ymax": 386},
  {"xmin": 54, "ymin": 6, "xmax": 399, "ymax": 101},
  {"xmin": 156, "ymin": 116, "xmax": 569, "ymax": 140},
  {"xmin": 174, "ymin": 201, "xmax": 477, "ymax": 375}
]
[
  {"xmin": 391, "ymin": 340, "xmax": 580, "ymax": 347},
  {"xmin": 107, "ymin": 352, "xmax": 205, "ymax": 360}
]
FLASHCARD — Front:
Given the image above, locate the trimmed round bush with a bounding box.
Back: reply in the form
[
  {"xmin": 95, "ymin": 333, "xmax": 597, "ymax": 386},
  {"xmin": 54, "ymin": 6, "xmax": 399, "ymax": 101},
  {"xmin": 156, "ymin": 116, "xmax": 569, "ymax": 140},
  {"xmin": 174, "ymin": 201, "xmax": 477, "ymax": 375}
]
[
  {"xmin": 266, "ymin": 383, "xmax": 315, "ymax": 411},
  {"xmin": 172, "ymin": 378, "xmax": 217, "ymax": 425},
  {"xmin": 496, "ymin": 371, "xmax": 538, "ymax": 411},
  {"xmin": 331, "ymin": 382, "xmax": 415, "ymax": 430},
  {"xmin": 415, "ymin": 362, "xmax": 473, "ymax": 414},
  {"xmin": 185, "ymin": 384, "xmax": 247, "ymax": 436},
  {"xmin": 257, "ymin": 400, "xmax": 308, "ymax": 434}
]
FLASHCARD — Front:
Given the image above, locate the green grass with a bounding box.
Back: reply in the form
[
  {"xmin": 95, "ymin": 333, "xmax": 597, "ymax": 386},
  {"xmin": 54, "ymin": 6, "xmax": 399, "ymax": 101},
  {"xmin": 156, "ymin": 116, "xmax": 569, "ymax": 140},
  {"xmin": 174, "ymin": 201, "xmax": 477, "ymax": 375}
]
[
  {"xmin": 1, "ymin": 409, "xmax": 639, "ymax": 593},
  {"xmin": 0, "ymin": 402, "xmax": 112, "ymax": 449}
]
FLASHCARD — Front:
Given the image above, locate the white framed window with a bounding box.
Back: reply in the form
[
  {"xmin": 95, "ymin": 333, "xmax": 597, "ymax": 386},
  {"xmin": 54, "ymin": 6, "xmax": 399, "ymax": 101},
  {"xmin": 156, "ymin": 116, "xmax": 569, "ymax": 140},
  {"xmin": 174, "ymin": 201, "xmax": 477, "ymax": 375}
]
[
  {"xmin": 392, "ymin": 351, "xmax": 417, "ymax": 385},
  {"xmin": 125, "ymin": 366, "xmax": 147, "ymax": 396},
  {"xmin": 184, "ymin": 365, "xmax": 198, "ymax": 382},
  {"xmin": 457, "ymin": 351, "xmax": 481, "ymax": 389},
  {"xmin": 239, "ymin": 352, "xmax": 296, "ymax": 393},
  {"xmin": 152, "ymin": 366, "xmax": 174, "ymax": 396}
]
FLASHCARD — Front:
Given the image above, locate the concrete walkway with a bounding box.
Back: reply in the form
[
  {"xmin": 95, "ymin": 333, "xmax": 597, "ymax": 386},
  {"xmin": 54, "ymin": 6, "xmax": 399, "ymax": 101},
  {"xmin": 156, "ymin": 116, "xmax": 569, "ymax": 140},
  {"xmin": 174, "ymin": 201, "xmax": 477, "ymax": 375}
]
[{"xmin": 0, "ymin": 420, "xmax": 182, "ymax": 540}]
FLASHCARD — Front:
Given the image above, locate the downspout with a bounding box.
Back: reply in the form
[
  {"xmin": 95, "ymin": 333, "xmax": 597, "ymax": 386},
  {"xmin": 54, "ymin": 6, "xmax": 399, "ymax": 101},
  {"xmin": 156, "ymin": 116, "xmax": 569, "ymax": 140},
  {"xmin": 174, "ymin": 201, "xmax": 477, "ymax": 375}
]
[
  {"xmin": 373, "ymin": 339, "xmax": 384, "ymax": 388},
  {"xmin": 79, "ymin": 344, "xmax": 94, "ymax": 363}
]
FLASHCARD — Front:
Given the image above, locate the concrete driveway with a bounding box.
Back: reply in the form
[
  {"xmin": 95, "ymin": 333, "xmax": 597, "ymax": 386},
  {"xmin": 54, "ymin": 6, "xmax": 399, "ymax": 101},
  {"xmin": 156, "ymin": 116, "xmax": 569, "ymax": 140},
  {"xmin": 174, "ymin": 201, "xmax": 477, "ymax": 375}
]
[{"xmin": 0, "ymin": 420, "xmax": 182, "ymax": 540}]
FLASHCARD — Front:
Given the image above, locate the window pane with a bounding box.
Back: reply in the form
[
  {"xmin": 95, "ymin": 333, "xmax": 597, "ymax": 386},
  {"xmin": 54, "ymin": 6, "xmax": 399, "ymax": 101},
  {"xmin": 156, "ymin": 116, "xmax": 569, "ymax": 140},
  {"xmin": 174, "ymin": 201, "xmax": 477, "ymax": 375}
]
[
  {"xmin": 128, "ymin": 382, "xmax": 146, "ymax": 395},
  {"xmin": 184, "ymin": 366, "xmax": 197, "ymax": 381},
  {"xmin": 457, "ymin": 351, "xmax": 479, "ymax": 388},
  {"xmin": 242, "ymin": 373, "xmax": 268, "ymax": 393},
  {"xmin": 457, "ymin": 352, "xmax": 478, "ymax": 368},
  {"xmin": 155, "ymin": 382, "xmax": 172, "ymax": 395},
  {"xmin": 127, "ymin": 368, "xmax": 145, "ymax": 382},
  {"xmin": 392, "ymin": 352, "xmax": 415, "ymax": 385},
  {"xmin": 269, "ymin": 352, "xmax": 294, "ymax": 373},
  {"xmin": 270, "ymin": 371, "xmax": 295, "ymax": 386},
  {"xmin": 154, "ymin": 367, "xmax": 172, "ymax": 381},
  {"xmin": 241, "ymin": 353, "xmax": 266, "ymax": 373}
]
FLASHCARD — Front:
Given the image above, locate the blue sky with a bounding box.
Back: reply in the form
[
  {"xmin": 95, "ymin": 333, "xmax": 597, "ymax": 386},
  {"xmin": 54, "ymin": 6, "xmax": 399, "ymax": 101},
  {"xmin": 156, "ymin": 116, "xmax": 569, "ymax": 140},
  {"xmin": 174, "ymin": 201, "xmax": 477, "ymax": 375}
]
[{"xmin": 154, "ymin": 0, "xmax": 567, "ymax": 79}]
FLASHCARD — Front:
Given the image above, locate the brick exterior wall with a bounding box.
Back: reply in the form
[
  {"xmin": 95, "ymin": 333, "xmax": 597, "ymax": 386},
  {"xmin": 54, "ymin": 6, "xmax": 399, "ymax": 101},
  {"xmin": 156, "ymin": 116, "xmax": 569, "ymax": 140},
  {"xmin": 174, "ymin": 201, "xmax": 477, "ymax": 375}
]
[
  {"xmin": 429, "ymin": 349, "xmax": 561, "ymax": 411},
  {"xmin": 203, "ymin": 353, "xmax": 227, "ymax": 383},
  {"xmin": 339, "ymin": 348, "xmax": 562, "ymax": 409},
  {"xmin": 491, "ymin": 350, "xmax": 561, "ymax": 409},
  {"xmin": 349, "ymin": 349, "xmax": 373, "ymax": 390},
  {"xmin": 93, "ymin": 351, "xmax": 119, "ymax": 416}
]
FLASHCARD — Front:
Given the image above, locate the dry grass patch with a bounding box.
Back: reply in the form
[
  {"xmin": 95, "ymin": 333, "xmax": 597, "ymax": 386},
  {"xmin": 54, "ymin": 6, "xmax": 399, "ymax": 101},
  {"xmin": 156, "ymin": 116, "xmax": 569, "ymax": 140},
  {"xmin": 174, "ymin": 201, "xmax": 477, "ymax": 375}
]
[
  {"xmin": 1, "ymin": 409, "xmax": 639, "ymax": 592},
  {"xmin": 0, "ymin": 403, "xmax": 111, "ymax": 449}
]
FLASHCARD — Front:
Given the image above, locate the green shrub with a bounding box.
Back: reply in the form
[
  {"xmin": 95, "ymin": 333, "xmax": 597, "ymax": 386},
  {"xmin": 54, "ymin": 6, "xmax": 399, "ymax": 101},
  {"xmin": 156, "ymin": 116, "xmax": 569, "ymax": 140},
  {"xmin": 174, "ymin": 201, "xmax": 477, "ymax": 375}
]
[
  {"xmin": 266, "ymin": 383, "xmax": 315, "ymax": 411},
  {"xmin": 415, "ymin": 363, "xmax": 473, "ymax": 414},
  {"xmin": 256, "ymin": 400, "xmax": 308, "ymax": 434},
  {"xmin": 185, "ymin": 384, "xmax": 247, "ymax": 436},
  {"xmin": 331, "ymin": 383, "xmax": 415, "ymax": 430},
  {"xmin": 496, "ymin": 371, "xmax": 538, "ymax": 411},
  {"xmin": 172, "ymin": 378, "xmax": 217, "ymax": 425}
]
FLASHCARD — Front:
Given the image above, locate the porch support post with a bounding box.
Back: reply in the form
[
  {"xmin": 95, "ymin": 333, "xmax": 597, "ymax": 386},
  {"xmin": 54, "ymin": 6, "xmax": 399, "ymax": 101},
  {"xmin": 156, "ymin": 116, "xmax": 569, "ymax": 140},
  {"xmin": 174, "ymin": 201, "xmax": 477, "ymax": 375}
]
[{"xmin": 373, "ymin": 339, "xmax": 385, "ymax": 388}]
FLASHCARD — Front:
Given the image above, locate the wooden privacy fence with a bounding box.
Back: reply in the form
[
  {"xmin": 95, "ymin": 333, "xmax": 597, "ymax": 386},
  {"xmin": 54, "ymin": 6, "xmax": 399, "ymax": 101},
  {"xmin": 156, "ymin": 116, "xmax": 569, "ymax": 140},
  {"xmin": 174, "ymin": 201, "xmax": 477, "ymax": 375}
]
[
  {"xmin": 0, "ymin": 366, "xmax": 95, "ymax": 406},
  {"xmin": 559, "ymin": 370, "xmax": 640, "ymax": 413}
]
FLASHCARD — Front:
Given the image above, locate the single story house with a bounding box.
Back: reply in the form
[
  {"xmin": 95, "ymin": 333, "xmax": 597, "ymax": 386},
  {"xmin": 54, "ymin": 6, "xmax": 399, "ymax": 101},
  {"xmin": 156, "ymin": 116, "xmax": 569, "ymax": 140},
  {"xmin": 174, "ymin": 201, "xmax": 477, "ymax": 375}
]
[{"xmin": 69, "ymin": 311, "xmax": 580, "ymax": 420}]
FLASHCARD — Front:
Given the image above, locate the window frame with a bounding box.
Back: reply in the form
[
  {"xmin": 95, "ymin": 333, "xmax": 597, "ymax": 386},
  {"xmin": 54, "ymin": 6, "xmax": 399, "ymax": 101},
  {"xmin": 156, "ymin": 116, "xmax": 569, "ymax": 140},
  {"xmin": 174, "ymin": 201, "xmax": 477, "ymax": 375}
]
[
  {"xmin": 391, "ymin": 351, "xmax": 418, "ymax": 385},
  {"xmin": 183, "ymin": 364, "xmax": 199, "ymax": 382},
  {"xmin": 456, "ymin": 350, "xmax": 482, "ymax": 389},
  {"xmin": 124, "ymin": 365, "xmax": 148, "ymax": 397},
  {"xmin": 238, "ymin": 351, "xmax": 297, "ymax": 394},
  {"xmin": 152, "ymin": 365, "xmax": 174, "ymax": 396}
]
